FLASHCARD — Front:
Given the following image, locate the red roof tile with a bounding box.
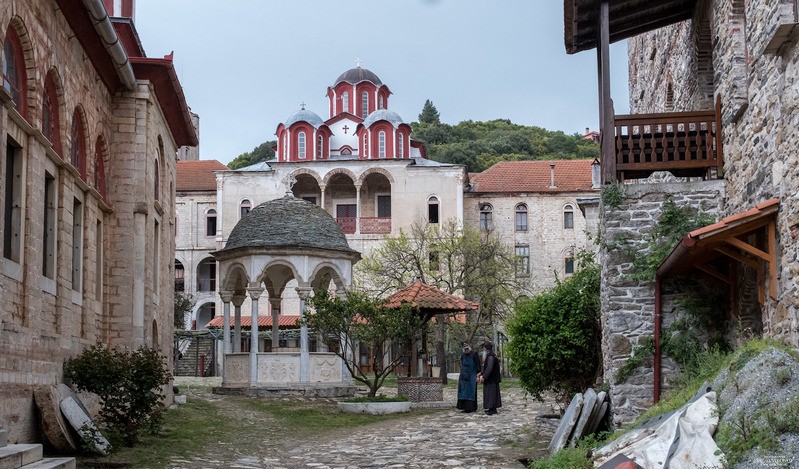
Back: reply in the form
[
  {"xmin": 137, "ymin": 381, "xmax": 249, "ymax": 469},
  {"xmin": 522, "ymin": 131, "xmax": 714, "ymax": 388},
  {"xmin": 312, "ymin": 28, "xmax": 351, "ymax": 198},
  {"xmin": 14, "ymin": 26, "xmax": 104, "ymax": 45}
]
[
  {"xmin": 384, "ymin": 282, "xmax": 478, "ymax": 313},
  {"xmin": 469, "ymin": 160, "xmax": 595, "ymax": 193},
  {"xmin": 176, "ymin": 160, "xmax": 228, "ymax": 192},
  {"xmin": 205, "ymin": 315, "xmax": 301, "ymax": 329}
]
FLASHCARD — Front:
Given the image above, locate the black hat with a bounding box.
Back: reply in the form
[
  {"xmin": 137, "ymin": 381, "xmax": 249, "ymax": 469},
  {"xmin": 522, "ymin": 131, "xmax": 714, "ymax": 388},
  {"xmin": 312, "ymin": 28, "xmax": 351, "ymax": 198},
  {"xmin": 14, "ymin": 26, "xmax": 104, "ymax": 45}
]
[
  {"xmin": 483, "ymin": 341, "xmax": 494, "ymax": 351},
  {"xmin": 461, "ymin": 340, "xmax": 471, "ymax": 346}
]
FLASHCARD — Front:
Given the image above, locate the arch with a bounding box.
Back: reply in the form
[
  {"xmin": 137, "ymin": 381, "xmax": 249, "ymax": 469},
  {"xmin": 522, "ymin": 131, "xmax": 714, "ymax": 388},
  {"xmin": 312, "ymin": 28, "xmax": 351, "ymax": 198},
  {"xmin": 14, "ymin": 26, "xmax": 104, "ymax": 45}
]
[
  {"xmin": 155, "ymin": 135, "xmax": 164, "ymax": 201},
  {"xmin": 309, "ymin": 262, "xmax": 346, "ymax": 292},
  {"xmin": 196, "ymin": 256, "xmax": 217, "ymax": 292},
  {"xmin": 428, "ymin": 195, "xmax": 440, "ymax": 224},
  {"xmin": 2, "ymin": 18, "xmax": 33, "ymax": 118},
  {"xmin": 287, "ymin": 168, "xmax": 322, "ymax": 187},
  {"xmin": 339, "ymin": 145, "xmax": 353, "ymax": 156},
  {"xmin": 356, "ymin": 166, "xmax": 395, "ymax": 185},
  {"xmin": 194, "ymin": 301, "xmax": 216, "ymax": 330},
  {"xmin": 42, "ymin": 69, "xmax": 63, "ymax": 154},
  {"xmin": 515, "ymin": 203, "xmax": 528, "ymax": 232},
  {"xmin": 94, "ymin": 135, "xmax": 108, "ymax": 198},
  {"xmin": 174, "ymin": 258, "xmax": 186, "ymax": 292},
  {"xmin": 322, "ymin": 167, "xmax": 358, "ymax": 186},
  {"xmin": 479, "ymin": 202, "xmax": 494, "ymax": 231},
  {"xmin": 69, "ymin": 106, "xmax": 89, "ymax": 179},
  {"xmin": 220, "ymin": 262, "xmax": 250, "ymax": 293},
  {"xmin": 563, "ymin": 203, "xmax": 575, "ymax": 229},
  {"xmin": 259, "ymin": 260, "xmax": 303, "ymax": 299}
]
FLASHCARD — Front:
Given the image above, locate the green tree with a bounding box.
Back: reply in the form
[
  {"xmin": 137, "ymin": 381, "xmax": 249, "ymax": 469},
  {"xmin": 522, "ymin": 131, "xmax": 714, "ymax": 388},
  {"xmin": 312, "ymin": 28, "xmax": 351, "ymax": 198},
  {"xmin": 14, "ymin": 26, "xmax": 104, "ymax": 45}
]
[
  {"xmin": 418, "ymin": 99, "xmax": 441, "ymax": 124},
  {"xmin": 306, "ymin": 290, "xmax": 424, "ymax": 397},
  {"xmin": 174, "ymin": 291, "xmax": 194, "ymax": 329},
  {"xmin": 358, "ymin": 219, "xmax": 527, "ymax": 379},
  {"xmin": 227, "ymin": 140, "xmax": 277, "ymax": 169},
  {"xmin": 64, "ymin": 345, "xmax": 172, "ymax": 447},
  {"xmin": 505, "ymin": 251, "xmax": 601, "ymax": 404}
]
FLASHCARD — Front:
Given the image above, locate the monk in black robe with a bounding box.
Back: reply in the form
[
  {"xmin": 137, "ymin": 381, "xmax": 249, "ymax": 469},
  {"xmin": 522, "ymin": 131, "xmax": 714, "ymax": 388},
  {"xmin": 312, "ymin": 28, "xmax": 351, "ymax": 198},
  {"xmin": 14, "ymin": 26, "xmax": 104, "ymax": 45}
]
[{"xmin": 477, "ymin": 341, "xmax": 502, "ymax": 415}]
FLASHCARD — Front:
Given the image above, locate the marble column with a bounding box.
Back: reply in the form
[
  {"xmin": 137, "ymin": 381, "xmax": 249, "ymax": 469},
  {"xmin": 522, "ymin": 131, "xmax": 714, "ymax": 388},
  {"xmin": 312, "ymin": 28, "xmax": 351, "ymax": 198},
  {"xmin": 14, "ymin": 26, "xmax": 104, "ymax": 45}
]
[
  {"xmin": 219, "ymin": 290, "xmax": 234, "ymax": 386},
  {"xmin": 246, "ymin": 284, "xmax": 264, "ymax": 385},
  {"xmin": 269, "ymin": 297, "xmax": 281, "ymax": 350},
  {"xmin": 354, "ymin": 184, "xmax": 361, "ymax": 235},
  {"xmin": 232, "ymin": 294, "xmax": 245, "ymax": 353},
  {"xmin": 296, "ymin": 287, "xmax": 312, "ymax": 382}
]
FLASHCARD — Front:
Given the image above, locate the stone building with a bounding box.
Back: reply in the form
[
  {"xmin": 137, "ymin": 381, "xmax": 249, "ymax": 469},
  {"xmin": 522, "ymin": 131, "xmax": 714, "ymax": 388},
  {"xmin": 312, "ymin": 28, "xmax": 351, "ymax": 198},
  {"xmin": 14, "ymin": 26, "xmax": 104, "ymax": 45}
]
[
  {"xmin": 0, "ymin": 0, "xmax": 196, "ymax": 443},
  {"xmin": 465, "ymin": 160, "xmax": 601, "ymax": 294},
  {"xmin": 563, "ymin": 0, "xmax": 799, "ymax": 425}
]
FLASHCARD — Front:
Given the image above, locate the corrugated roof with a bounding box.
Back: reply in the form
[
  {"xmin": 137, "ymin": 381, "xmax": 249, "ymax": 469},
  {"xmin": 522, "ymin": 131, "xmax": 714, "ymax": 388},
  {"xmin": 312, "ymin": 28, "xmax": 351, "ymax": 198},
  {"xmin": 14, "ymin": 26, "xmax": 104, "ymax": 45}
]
[
  {"xmin": 469, "ymin": 160, "xmax": 595, "ymax": 193},
  {"xmin": 205, "ymin": 315, "xmax": 301, "ymax": 329},
  {"xmin": 176, "ymin": 160, "xmax": 228, "ymax": 192}
]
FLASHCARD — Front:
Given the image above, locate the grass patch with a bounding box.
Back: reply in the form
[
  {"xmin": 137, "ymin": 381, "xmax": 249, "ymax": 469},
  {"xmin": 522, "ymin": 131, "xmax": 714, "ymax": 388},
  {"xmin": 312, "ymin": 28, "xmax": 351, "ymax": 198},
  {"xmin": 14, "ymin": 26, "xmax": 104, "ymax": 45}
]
[{"xmin": 527, "ymin": 448, "xmax": 593, "ymax": 469}]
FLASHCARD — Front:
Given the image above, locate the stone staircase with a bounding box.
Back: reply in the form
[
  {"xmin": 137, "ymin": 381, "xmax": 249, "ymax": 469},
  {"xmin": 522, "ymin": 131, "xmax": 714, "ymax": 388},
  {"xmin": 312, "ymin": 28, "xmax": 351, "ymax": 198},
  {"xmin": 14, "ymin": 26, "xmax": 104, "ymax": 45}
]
[
  {"xmin": 174, "ymin": 337, "xmax": 217, "ymax": 376},
  {"xmin": 0, "ymin": 428, "xmax": 75, "ymax": 469}
]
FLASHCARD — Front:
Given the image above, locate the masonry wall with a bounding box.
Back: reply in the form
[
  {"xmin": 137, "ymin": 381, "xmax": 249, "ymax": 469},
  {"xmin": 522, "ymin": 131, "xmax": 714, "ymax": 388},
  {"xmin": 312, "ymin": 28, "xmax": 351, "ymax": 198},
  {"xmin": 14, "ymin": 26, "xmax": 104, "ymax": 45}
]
[
  {"xmin": 601, "ymin": 181, "xmax": 725, "ymax": 426},
  {"xmin": 0, "ymin": 0, "xmax": 177, "ymax": 443},
  {"xmin": 627, "ymin": 0, "xmax": 799, "ymax": 348}
]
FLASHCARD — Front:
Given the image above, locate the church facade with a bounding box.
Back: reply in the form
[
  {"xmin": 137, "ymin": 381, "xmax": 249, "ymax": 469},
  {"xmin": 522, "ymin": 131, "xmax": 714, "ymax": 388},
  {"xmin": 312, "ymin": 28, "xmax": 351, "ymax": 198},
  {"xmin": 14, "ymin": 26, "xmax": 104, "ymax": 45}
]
[{"xmin": 0, "ymin": 0, "xmax": 196, "ymax": 442}]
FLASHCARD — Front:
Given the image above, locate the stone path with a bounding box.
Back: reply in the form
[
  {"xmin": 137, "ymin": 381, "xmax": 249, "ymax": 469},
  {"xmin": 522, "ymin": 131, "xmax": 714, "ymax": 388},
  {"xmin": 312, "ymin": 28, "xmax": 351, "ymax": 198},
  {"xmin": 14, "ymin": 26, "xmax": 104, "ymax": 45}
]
[{"xmin": 172, "ymin": 378, "xmax": 557, "ymax": 469}]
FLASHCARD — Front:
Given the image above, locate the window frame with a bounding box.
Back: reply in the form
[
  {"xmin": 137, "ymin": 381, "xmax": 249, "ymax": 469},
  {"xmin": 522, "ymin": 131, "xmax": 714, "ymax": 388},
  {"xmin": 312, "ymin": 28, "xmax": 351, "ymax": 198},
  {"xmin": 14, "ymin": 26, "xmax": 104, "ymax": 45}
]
[
  {"xmin": 205, "ymin": 208, "xmax": 217, "ymax": 237},
  {"xmin": 515, "ymin": 203, "xmax": 528, "ymax": 232},
  {"xmin": 298, "ymin": 131, "xmax": 306, "ymax": 159},
  {"xmin": 70, "ymin": 109, "xmax": 86, "ymax": 179},
  {"xmin": 239, "ymin": 199, "xmax": 252, "ymax": 219},
  {"xmin": 427, "ymin": 196, "xmax": 440, "ymax": 224},
  {"xmin": 378, "ymin": 131, "xmax": 386, "ymax": 158},
  {"xmin": 361, "ymin": 91, "xmax": 369, "ymax": 118},
  {"xmin": 515, "ymin": 245, "xmax": 530, "ymax": 277},
  {"xmin": 479, "ymin": 203, "xmax": 494, "ymax": 231},
  {"xmin": 563, "ymin": 204, "xmax": 575, "ymax": 229},
  {"xmin": 2, "ymin": 27, "xmax": 27, "ymax": 117}
]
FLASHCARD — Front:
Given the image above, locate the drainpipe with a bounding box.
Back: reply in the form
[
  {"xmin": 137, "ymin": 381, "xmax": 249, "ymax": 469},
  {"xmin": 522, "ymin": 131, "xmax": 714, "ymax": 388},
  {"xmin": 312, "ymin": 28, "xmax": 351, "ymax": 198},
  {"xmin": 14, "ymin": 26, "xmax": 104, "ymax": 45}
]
[
  {"xmin": 81, "ymin": 0, "xmax": 137, "ymax": 90},
  {"xmin": 654, "ymin": 275, "xmax": 662, "ymax": 404}
]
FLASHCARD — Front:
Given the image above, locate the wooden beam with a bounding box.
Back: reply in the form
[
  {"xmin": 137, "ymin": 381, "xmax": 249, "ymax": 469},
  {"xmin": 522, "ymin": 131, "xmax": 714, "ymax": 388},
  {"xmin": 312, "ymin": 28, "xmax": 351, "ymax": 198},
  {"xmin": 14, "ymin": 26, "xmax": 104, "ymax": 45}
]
[
  {"xmin": 725, "ymin": 237, "xmax": 770, "ymax": 262},
  {"xmin": 715, "ymin": 246, "xmax": 761, "ymax": 271},
  {"xmin": 768, "ymin": 220, "xmax": 778, "ymax": 300},
  {"xmin": 599, "ymin": 0, "xmax": 615, "ymax": 183},
  {"xmin": 696, "ymin": 264, "xmax": 732, "ymax": 284}
]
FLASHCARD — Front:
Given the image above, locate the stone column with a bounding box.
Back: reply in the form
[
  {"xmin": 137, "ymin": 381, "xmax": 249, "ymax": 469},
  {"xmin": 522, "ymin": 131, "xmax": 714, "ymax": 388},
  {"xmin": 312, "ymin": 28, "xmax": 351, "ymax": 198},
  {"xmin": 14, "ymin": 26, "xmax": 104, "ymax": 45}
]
[
  {"xmin": 354, "ymin": 183, "xmax": 362, "ymax": 235},
  {"xmin": 269, "ymin": 297, "xmax": 281, "ymax": 350},
  {"xmin": 296, "ymin": 287, "xmax": 312, "ymax": 382},
  {"xmin": 319, "ymin": 184, "xmax": 326, "ymax": 212},
  {"xmin": 232, "ymin": 294, "xmax": 245, "ymax": 353},
  {"xmin": 219, "ymin": 290, "xmax": 234, "ymax": 386},
  {"xmin": 132, "ymin": 211, "xmax": 146, "ymax": 348},
  {"xmin": 246, "ymin": 284, "xmax": 264, "ymax": 385}
]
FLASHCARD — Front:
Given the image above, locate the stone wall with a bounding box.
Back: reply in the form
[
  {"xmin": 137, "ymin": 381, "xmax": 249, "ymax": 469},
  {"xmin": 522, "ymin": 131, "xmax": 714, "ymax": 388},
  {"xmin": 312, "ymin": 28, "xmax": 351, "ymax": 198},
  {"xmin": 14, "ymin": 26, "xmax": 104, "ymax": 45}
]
[{"xmin": 601, "ymin": 180, "xmax": 725, "ymax": 426}]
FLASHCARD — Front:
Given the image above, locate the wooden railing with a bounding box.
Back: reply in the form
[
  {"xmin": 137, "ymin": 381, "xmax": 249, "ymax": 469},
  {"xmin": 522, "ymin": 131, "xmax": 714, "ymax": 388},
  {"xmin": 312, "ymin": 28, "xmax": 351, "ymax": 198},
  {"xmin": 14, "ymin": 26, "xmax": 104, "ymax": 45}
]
[
  {"xmin": 360, "ymin": 217, "xmax": 392, "ymax": 234},
  {"xmin": 612, "ymin": 98, "xmax": 723, "ymax": 181}
]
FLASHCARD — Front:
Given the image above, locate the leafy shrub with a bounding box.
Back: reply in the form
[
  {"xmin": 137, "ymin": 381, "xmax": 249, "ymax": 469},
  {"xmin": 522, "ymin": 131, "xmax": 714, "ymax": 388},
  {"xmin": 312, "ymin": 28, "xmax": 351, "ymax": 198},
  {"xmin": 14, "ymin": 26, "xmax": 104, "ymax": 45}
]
[
  {"xmin": 506, "ymin": 251, "xmax": 601, "ymax": 403},
  {"xmin": 64, "ymin": 345, "xmax": 172, "ymax": 447}
]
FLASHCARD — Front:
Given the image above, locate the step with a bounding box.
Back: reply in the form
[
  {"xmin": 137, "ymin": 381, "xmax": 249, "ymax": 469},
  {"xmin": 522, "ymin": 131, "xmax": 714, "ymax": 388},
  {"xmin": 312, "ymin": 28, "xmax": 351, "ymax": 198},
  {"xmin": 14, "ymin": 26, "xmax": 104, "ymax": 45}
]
[
  {"xmin": 20, "ymin": 458, "xmax": 76, "ymax": 469},
  {"xmin": 0, "ymin": 444, "xmax": 42, "ymax": 469}
]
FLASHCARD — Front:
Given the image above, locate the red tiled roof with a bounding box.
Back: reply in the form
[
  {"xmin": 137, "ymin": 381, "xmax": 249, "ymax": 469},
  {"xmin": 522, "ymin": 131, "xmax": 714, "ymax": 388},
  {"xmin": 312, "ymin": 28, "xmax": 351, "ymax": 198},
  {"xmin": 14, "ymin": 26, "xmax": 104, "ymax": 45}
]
[
  {"xmin": 384, "ymin": 282, "xmax": 478, "ymax": 313},
  {"xmin": 176, "ymin": 160, "xmax": 228, "ymax": 192},
  {"xmin": 469, "ymin": 160, "xmax": 595, "ymax": 193},
  {"xmin": 205, "ymin": 315, "xmax": 301, "ymax": 329},
  {"xmin": 687, "ymin": 198, "xmax": 780, "ymax": 239}
]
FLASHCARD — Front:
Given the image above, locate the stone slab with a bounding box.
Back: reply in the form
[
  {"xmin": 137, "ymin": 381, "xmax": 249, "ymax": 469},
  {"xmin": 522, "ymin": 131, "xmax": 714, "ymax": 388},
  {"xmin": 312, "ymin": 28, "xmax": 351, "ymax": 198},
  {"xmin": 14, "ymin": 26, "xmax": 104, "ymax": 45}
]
[
  {"xmin": 570, "ymin": 388, "xmax": 598, "ymax": 447},
  {"xmin": 585, "ymin": 391, "xmax": 608, "ymax": 436},
  {"xmin": 548, "ymin": 392, "xmax": 583, "ymax": 455},
  {"xmin": 174, "ymin": 395, "xmax": 187, "ymax": 405},
  {"xmin": 19, "ymin": 457, "xmax": 77, "ymax": 469},
  {"xmin": 33, "ymin": 386, "xmax": 79, "ymax": 453},
  {"xmin": 59, "ymin": 397, "xmax": 111, "ymax": 455},
  {"xmin": 0, "ymin": 444, "xmax": 43, "ymax": 468},
  {"xmin": 0, "ymin": 427, "xmax": 6, "ymax": 447}
]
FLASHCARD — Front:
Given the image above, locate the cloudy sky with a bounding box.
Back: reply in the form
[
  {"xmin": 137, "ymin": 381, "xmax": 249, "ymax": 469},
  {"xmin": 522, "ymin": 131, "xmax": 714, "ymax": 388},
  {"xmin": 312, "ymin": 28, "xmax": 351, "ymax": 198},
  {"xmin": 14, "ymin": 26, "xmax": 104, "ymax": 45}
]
[{"xmin": 135, "ymin": 1, "xmax": 629, "ymax": 164}]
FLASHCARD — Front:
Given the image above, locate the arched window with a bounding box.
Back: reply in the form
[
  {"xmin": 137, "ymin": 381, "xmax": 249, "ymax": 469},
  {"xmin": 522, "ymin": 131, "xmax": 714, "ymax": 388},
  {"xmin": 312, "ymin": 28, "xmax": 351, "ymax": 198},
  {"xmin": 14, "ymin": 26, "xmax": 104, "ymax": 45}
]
[
  {"xmin": 240, "ymin": 199, "xmax": 252, "ymax": 218},
  {"xmin": 427, "ymin": 196, "xmax": 439, "ymax": 224},
  {"xmin": 515, "ymin": 203, "xmax": 528, "ymax": 231},
  {"xmin": 70, "ymin": 109, "xmax": 86, "ymax": 178},
  {"xmin": 563, "ymin": 204, "xmax": 574, "ymax": 229},
  {"xmin": 565, "ymin": 256, "xmax": 575, "ymax": 274},
  {"xmin": 195, "ymin": 303, "xmax": 215, "ymax": 330},
  {"xmin": 379, "ymin": 95, "xmax": 384, "ymax": 109},
  {"xmin": 153, "ymin": 158, "xmax": 160, "ymax": 200},
  {"xmin": 282, "ymin": 134, "xmax": 287, "ymax": 161},
  {"xmin": 42, "ymin": 73, "xmax": 61, "ymax": 154},
  {"xmin": 298, "ymin": 131, "xmax": 306, "ymax": 159},
  {"xmin": 398, "ymin": 133, "xmax": 404, "ymax": 157},
  {"xmin": 197, "ymin": 259, "xmax": 216, "ymax": 292},
  {"xmin": 378, "ymin": 131, "xmax": 386, "ymax": 158},
  {"xmin": 2, "ymin": 26, "xmax": 26, "ymax": 116},
  {"xmin": 362, "ymin": 134, "xmax": 368, "ymax": 157},
  {"xmin": 174, "ymin": 259, "xmax": 185, "ymax": 292},
  {"xmin": 342, "ymin": 91, "xmax": 349, "ymax": 113},
  {"xmin": 361, "ymin": 91, "xmax": 369, "ymax": 118},
  {"xmin": 317, "ymin": 135, "xmax": 323, "ymax": 158},
  {"xmin": 479, "ymin": 203, "xmax": 493, "ymax": 231},
  {"xmin": 206, "ymin": 209, "xmax": 217, "ymax": 236}
]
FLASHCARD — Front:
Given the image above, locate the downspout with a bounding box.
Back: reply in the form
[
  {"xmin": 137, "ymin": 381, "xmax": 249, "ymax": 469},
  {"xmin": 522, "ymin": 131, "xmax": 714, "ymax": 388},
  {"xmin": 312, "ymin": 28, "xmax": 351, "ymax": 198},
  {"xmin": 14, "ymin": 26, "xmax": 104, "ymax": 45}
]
[
  {"xmin": 654, "ymin": 275, "xmax": 662, "ymax": 404},
  {"xmin": 81, "ymin": 0, "xmax": 137, "ymax": 90}
]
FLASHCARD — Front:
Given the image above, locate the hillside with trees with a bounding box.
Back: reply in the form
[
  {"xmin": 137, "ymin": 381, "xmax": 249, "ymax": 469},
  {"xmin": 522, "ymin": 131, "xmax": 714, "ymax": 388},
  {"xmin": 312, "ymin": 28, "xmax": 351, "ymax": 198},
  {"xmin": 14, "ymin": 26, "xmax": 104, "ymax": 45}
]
[{"xmin": 412, "ymin": 101, "xmax": 600, "ymax": 173}]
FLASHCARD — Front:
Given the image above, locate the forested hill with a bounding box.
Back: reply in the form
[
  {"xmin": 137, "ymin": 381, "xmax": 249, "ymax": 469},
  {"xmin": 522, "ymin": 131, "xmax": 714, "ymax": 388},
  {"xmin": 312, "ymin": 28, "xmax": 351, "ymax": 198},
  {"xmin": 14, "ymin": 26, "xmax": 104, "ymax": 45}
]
[{"xmin": 411, "ymin": 119, "xmax": 600, "ymax": 173}]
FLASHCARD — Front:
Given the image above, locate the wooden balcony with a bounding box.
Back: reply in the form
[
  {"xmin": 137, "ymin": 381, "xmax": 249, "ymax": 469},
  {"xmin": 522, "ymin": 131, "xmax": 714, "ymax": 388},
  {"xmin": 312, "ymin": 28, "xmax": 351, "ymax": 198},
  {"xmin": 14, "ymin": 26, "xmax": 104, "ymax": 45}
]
[
  {"xmin": 336, "ymin": 217, "xmax": 356, "ymax": 234},
  {"xmin": 360, "ymin": 217, "xmax": 392, "ymax": 234},
  {"xmin": 612, "ymin": 98, "xmax": 723, "ymax": 181}
]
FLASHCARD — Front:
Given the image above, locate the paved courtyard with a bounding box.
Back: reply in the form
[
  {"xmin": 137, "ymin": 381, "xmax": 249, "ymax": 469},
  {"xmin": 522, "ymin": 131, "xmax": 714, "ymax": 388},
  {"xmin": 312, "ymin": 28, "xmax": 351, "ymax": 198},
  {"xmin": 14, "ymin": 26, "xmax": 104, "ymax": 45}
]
[{"xmin": 171, "ymin": 377, "xmax": 558, "ymax": 469}]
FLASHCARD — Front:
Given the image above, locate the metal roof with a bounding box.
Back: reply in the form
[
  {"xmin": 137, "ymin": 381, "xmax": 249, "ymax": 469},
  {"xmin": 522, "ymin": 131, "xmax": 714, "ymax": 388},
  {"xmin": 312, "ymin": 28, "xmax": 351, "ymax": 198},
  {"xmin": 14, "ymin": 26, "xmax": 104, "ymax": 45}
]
[
  {"xmin": 284, "ymin": 109, "xmax": 324, "ymax": 128},
  {"xmin": 363, "ymin": 109, "xmax": 404, "ymax": 128},
  {"xmin": 335, "ymin": 66, "xmax": 383, "ymax": 86}
]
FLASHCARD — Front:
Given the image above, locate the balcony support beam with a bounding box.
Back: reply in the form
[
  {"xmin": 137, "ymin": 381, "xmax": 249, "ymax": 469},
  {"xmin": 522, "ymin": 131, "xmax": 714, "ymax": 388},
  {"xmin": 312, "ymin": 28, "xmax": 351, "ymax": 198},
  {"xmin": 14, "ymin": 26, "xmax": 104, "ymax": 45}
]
[{"xmin": 597, "ymin": 0, "xmax": 615, "ymax": 184}]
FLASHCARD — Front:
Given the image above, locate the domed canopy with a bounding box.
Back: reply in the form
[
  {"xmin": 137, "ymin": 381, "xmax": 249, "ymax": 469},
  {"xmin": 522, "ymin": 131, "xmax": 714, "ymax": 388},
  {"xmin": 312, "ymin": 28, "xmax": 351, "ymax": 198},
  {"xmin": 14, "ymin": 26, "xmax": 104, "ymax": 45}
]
[
  {"xmin": 363, "ymin": 109, "xmax": 404, "ymax": 128},
  {"xmin": 218, "ymin": 195, "xmax": 357, "ymax": 255},
  {"xmin": 335, "ymin": 66, "xmax": 383, "ymax": 86},
  {"xmin": 284, "ymin": 109, "xmax": 324, "ymax": 128}
]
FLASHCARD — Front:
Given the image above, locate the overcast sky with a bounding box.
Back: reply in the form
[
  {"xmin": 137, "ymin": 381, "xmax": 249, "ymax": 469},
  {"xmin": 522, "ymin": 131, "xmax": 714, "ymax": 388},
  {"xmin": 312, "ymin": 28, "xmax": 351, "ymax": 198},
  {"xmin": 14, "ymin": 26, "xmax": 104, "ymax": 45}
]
[{"xmin": 135, "ymin": 1, "xmax": 629, "ymax": 164}]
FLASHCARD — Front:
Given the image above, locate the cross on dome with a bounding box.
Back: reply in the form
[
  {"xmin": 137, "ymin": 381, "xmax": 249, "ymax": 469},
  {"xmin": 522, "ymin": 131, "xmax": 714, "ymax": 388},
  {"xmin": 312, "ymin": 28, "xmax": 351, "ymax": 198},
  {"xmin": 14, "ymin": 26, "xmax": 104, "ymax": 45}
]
[
  {"xmin": 355, "ymin": 57, "xmax": 362, "ymax": 68},
  {"xmin": 300, "ymin": 101, "xmax": 306, "ymax": 110}
]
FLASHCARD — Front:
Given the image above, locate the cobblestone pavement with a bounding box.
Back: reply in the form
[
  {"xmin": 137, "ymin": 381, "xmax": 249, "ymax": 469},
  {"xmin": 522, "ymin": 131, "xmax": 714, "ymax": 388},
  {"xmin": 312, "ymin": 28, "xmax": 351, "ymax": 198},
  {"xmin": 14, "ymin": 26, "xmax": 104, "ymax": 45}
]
[{"xmin": 172, "ymin": 378, "xmax": 558, "ymax": 469}]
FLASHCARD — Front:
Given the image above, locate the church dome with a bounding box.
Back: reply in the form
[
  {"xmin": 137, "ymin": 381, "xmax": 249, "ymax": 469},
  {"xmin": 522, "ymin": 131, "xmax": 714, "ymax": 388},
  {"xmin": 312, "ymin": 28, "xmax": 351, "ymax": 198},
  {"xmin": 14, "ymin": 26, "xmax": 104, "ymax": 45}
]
[
  {"xmin": 335, "ymin": 66, "xmax": 383, "ymax": 86},
  {"xmin": 220, "ymin": 195, "xmax": 357, "ymax": 254},
  {"xmin": 284, "ymin": 108, "xmax": 324, "ymax": 128},
  {"xmin": 363, "ymin": 109, "xmax": 404, "ymax": 128}
]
